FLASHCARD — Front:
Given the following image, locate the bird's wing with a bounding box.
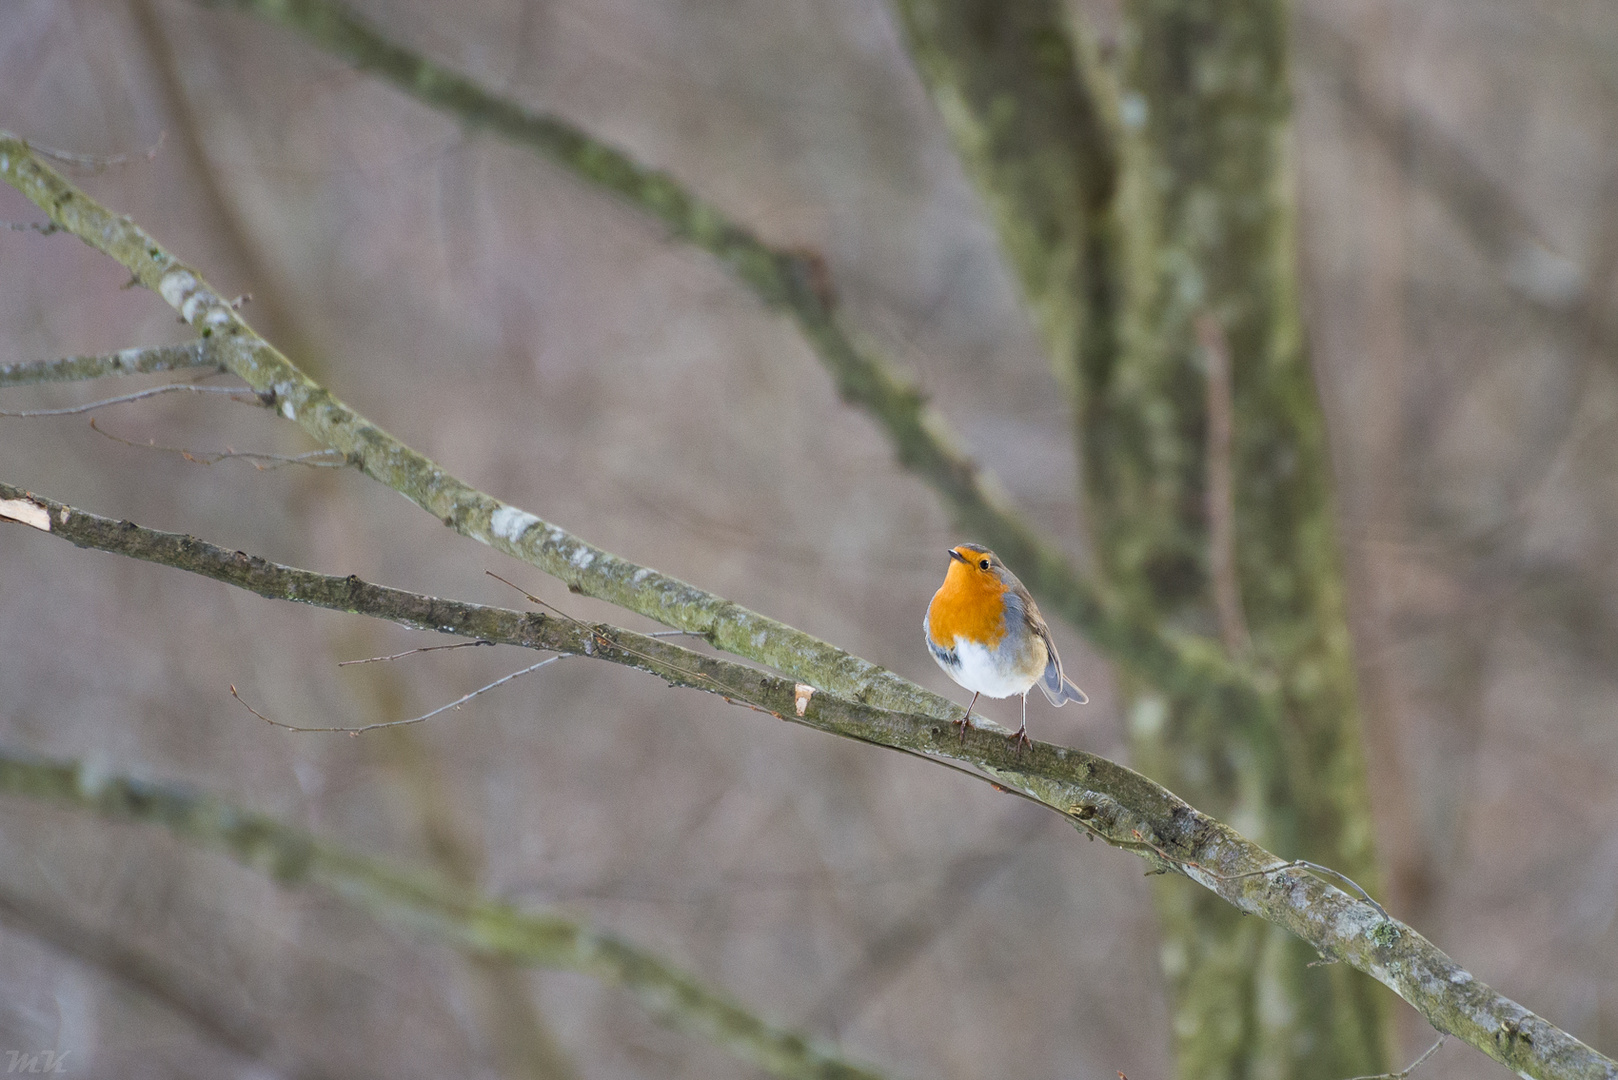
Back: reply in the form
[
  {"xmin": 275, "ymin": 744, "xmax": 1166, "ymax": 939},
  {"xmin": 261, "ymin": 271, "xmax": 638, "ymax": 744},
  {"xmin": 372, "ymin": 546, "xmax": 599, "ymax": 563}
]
[{"xmin": 1018, "ymin": 586, "xmax": 1088, "ymax": 706}]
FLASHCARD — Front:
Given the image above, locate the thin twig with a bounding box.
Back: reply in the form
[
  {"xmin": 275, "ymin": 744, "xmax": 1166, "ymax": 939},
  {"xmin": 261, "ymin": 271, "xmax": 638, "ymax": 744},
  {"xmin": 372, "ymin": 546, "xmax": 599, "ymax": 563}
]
[
  {"xmin": 231, "ymin": 656, "xmax": 565, "ymax": 734},
  {"xmin": 1346, "ymin": 1037, "xmax": 1445, "ymax": 1080},
  {"xmin": 89, "ymin": 417, "xmax": 345, "ymax": 469},
  {"xmin": 1128, "ymin": 830, "xmax": 1390, "ymax": 921},
  {"xmin": 0, "ymin": 342, "xmax": 223, "ymax": 386},
  {"xmin": 337, "ymin": 640, "xmax": 496, "ymax": 666},
  {"xmin": 3, "ymin": 219, "xmax": 60, "ymax": 235},
  {"xmin": 0, "ymin": 382, "xmax": 253, "ymax": 417},
  {"xmin": 484, "ymin": 570, "xmax": 771, "ymax": 712},
  {"xmin": 29, "ymin": 131, "xmax": 166, "ymax": 173}
]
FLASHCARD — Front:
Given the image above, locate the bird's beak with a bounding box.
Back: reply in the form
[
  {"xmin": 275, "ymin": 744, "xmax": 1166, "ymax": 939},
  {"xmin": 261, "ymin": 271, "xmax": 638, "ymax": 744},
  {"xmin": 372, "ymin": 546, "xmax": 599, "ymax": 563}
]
[{"xmin": 947, "ymin": 548, "xmax": 969, "ymax": 564}]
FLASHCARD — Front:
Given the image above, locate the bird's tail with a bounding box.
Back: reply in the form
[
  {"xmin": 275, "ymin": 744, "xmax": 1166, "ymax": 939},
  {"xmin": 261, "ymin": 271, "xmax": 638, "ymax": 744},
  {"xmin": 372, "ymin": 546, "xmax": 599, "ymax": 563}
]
[{"xmin": 1039, "ymin": 657, "xmax": 1088, "ymax": 706}]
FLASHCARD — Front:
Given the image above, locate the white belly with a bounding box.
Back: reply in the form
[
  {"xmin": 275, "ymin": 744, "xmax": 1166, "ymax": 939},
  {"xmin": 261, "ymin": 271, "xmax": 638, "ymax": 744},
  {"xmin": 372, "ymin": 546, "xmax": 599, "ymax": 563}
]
[{"xmin": 938, "ymin": 636, "xmax": 1040, "ymax": 699}]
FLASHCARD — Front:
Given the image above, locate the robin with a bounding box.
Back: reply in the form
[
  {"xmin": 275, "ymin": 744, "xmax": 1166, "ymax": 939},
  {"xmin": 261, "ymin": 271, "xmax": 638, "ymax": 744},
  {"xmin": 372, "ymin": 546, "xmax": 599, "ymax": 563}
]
[{"xmin": 924, "ymin": 543, "xmax": 1087, "ymax": 748}]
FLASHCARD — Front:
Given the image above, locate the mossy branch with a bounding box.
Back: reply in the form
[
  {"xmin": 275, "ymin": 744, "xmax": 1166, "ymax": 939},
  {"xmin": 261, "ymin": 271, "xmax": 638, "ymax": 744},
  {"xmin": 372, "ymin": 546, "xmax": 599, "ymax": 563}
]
[
  {"xmin": 0, "ymin": 743, "xmax": 882, "ymax": 1080},
  {"xmin": 0, "ymin": 341, "xmax": 224, "ymax": 386},
  {"xmin": 0, "ymin": 129, "xmax": 954, "ymax": 721},
  {"xmin": 180, "ymin": 0, "xmax": 1284, "ymax": 754},
  {"xmin": 3, "ymin": 483, "xmax": 1613, "ymax": 1080}
]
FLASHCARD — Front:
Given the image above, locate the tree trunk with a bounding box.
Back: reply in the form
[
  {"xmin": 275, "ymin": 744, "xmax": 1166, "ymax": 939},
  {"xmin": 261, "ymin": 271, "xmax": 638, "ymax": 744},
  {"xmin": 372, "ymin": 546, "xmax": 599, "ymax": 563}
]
[{"xmin": 891, "ymin": 1, "xmax": 1390, "ymax": 1075}]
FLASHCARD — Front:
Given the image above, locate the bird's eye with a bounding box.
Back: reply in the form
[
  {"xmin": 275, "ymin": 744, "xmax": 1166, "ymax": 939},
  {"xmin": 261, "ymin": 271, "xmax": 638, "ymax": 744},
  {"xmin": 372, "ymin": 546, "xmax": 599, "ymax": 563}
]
[{"xmin": 978, "ymin": 559, "xmax": 990, "ymax": 570}]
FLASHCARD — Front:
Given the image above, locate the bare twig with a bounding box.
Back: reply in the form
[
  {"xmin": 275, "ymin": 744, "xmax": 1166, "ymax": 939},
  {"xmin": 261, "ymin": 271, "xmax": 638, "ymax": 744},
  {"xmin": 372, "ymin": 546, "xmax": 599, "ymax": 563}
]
[
  {"xmin": 232, "ymin": 655, "xmax": 564, "ymax": 733},
  {"xmin": 0, "ymin": 382, "xmax": 252, "ymax": 417},
  {"xmin": 1125, "ymin": 827, "xmax": 1389, "ymax": 921},
  {"xmin": 337, "ymin": 639, "xmax": 496, "ymax": 665},
  {"xmin": 89, "ymin": 417, "xmax": 345, "ymax": 469},
  {"xmin": 29, "ymin": 131, "xmax": 166, "ymax": 173},
  {"xmin": 0, "ymin": 342, "xmax": 223, "ymax": 386},
  {"xmin": 3, "ymin": 219, "xmax": 59, "ymax": 235},
  {"xmin": 1346, "ymin": 1037, "xmax": 1445, "ymax": 1080}
]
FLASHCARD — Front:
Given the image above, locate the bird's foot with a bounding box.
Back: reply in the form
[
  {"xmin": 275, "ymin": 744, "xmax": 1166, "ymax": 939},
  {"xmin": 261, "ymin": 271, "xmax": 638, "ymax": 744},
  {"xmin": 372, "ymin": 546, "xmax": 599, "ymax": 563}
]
[
  {"xmin": 1008, "ymin": 725, "xmax": 1030, "ymax": 754},
  {"xmin": 956, "ymin": 713, "xmax": 973, "ymax": 743}
]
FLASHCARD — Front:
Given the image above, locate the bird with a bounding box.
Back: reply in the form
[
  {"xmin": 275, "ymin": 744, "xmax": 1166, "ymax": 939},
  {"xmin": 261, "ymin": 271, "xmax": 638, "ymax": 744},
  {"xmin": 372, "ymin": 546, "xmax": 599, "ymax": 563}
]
[{"xmin": 924, "ymin": 543, "xmax": 1087, "ymax": 749}]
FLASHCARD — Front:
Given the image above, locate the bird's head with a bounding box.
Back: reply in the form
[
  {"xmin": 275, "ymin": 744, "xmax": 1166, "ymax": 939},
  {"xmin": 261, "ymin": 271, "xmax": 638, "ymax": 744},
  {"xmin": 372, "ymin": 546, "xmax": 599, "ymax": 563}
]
[{"xmin": 944, "ymin": 543, "xmax": 1003, "ymax": 587}]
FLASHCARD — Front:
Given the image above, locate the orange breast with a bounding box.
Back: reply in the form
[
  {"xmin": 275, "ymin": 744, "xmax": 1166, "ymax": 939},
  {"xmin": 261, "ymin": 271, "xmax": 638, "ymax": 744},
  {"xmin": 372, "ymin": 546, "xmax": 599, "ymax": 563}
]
[{"xmin": 926, "ymin": 567, "xmax": 1008, "ymax": 650}]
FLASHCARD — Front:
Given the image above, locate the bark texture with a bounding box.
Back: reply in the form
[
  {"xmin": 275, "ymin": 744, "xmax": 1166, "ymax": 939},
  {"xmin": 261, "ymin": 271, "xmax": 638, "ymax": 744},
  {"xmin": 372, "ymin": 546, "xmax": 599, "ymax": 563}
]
[{"xmin": 885, "ymin": 2, "xmax": 1387, "ymax": 1074}]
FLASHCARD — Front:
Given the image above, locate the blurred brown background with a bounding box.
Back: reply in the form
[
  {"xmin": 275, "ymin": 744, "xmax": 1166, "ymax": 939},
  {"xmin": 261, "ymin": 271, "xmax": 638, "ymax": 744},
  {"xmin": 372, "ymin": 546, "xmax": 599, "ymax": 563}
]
[{"xmin": 0, "ymin": 1, "xmax": 1615, "ymax": 1077}]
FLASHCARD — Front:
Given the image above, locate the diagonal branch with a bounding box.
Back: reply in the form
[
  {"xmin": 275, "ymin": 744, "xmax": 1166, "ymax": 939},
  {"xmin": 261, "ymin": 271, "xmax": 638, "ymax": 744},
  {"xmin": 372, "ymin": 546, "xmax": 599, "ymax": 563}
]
[
  {"xmin": 0, "ymin": 129, "xmax": 954, "ymax": 722},
  {"xmin": 3, "ymin": 481, "xmax": 1613, "ymax": 1080},
  {"xmin": 0, "ymin": 745, "xmax": 883, "ymax": 1080},
  {"xmin": 0, "ymin": 125, "xmax": 1281, "ymax": 738},
  {"xmin": 180, "ymin": 0, "xmax": 1281, "ymax": 746}
]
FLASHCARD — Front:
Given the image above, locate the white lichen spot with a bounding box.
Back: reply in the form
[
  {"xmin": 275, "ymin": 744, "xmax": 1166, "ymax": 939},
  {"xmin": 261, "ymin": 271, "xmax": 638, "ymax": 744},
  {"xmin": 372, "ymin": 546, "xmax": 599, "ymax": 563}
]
[
  {"xmin": 157, "ymin": 270, "xmax": 199, "ymax": 312},
  {"xmin": 569, "ymin": 546, "xmax": 595, "ymax": 569},
  {"xmin": 270, "ymin": 381, "xmax": 298, "ymax": 420},
  {"xmin": 0, "ymin": 155, "xmax": 8, "ymax": 172},
  {"xmin": 631, "ymin": 567, "xmax": 653, "ymax": 584},
  {"xmin": 116, "ymin": 348, "xmax": 143, "ymax": 371},
  {"xmin": 1449, "ymin": 969, "xmax": 1473, "ymax": 985},
  {"xmin": 0, "ymin": 498, "xmax": 51, "ymax": 532},
  {"xmin": 752, "ymin": 631, "xmax": 767, "ymax": 648},
  {"xmin": 490, "ymin": 505, "xmax": 541, "ymax": 543},
  {"xmin": 179, "ymin": 290, "xmax": 216, "ymax": 324},
  {"xmin": 57, "ymin": 506, "xmax": 69, "ymax": 525},
  {"xmin": 1327, "ymin": 903, "xmax": 1382, "ymax": 943},
  {"xmin": 794, "ymin": 684, "xmax": 815, "ymax": 716},
  {"xmin": 203, "ymin": 306, "xmax": 231, "ymax": 328}
]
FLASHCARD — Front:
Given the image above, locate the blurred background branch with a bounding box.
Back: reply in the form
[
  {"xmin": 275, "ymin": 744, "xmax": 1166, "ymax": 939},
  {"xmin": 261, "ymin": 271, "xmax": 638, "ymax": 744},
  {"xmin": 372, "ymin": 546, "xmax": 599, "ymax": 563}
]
[{"xmin": 0, "ymin": 745, "xmax": 887, "ymax": 1080}]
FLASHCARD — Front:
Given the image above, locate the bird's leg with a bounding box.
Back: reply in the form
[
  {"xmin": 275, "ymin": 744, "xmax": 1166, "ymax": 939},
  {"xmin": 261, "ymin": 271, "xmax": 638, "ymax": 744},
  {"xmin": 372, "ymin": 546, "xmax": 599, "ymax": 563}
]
[
  {"xmin": 957, "ymin": 692, "xmax": 980, "ymax": 743},
  {"xmin": 1008, "ymin": 693, "xmax": 1031, "ymax": 753}
]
